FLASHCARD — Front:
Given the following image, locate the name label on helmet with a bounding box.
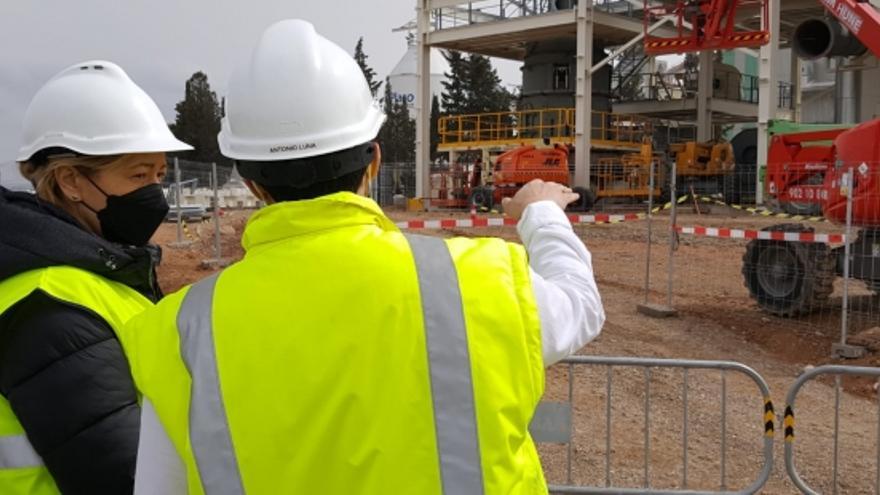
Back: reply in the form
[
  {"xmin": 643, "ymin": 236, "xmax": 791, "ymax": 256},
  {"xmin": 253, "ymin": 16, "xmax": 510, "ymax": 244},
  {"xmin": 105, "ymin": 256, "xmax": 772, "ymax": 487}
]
[{"xmin": 270, "ymin": 143, "xmax": 317, "ymax": 153}]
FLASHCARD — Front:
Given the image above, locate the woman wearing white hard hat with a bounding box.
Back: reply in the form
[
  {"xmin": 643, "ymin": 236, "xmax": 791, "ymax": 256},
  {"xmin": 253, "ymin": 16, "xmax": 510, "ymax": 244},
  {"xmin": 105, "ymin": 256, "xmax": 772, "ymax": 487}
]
[{"xmin": 0, "ymin": 60, "xmax": 191, "ymax": 494}]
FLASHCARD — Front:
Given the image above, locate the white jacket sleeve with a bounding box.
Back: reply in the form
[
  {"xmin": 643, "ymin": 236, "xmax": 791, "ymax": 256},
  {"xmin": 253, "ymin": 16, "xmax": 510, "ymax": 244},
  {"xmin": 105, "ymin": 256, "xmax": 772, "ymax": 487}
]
[
  {"xmin": 517, "ymin": 201, "xmax": 605, "ymax": 366},
  {"xmin": 134, "ymin": 399, "xmax": 187, "ymax": 494}
]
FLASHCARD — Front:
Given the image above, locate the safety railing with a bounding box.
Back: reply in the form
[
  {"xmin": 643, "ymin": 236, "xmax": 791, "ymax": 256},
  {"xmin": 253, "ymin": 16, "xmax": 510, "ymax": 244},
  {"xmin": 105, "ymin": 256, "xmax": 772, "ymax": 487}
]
[
  {"xmin": 431, "ymin": 0, "xmax": 557, "ymax": 31},
  {"xmin": 783, "ymin": 365, "xmax": 880, "ymax": 495},
  {"xmin": 437, "ymin": 108, "xmax": 653, "ymax": 150},
  {"xmin": 594, "ymin": 154, "xmax": 662, "ymax": 199},
  {"xmin": 615, "ymin": 72, "xmax": 793, "ymax": 109},
  {"xmin": 531, "ymin": 356, "xmax": 775, "ymax": 495},
  {"xmin": 429, "ymin": 0, "xmax": 646, "ymax": 31}
]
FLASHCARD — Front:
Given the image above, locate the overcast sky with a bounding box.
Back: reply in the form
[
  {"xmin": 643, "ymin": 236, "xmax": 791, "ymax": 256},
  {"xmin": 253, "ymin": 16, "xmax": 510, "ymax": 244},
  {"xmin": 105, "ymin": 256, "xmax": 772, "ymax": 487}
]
[{"xmin": 0, "ymin": 0, "xmax": 521, "ymax": 188}]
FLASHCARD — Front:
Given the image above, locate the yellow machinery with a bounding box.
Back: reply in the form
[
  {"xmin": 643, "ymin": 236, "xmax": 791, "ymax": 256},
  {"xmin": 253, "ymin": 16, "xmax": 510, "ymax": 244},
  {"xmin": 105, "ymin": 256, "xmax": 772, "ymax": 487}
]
[
  {"xmin": 436, "ymin": 107, "xmax": 660, "ymax": 202},
  {"xmin": 669, "ymin": 141, "xmax": 735, "ymax": 177},
  {"xmin": 594, "ymin": 141, "xmax": 664, "ymax": 199},
  {"xmin": 435, "ymin": 107, "xmax": 737, "ymax": 204},
  {"xmin": 667, "ymin": 140, "xmax": 735, "ymax": 197}
]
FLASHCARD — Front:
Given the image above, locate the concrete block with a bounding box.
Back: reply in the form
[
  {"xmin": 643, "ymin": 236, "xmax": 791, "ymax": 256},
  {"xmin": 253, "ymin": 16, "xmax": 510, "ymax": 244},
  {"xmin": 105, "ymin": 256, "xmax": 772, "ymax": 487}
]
[
  {"xmin": 636, "ymin": 303, "xmax": 677, "ymax": 318},
  {"xmin": 831, "ymin": 343, "xmax": 867, "ymax": 359}
]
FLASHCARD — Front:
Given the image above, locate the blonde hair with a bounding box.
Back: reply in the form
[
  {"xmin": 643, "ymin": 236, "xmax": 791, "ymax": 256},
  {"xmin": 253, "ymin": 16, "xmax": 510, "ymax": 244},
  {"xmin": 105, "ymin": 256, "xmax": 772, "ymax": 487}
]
[{"xmin": 19, "ymin": 154, "xmax": 126, "ymax": 225}]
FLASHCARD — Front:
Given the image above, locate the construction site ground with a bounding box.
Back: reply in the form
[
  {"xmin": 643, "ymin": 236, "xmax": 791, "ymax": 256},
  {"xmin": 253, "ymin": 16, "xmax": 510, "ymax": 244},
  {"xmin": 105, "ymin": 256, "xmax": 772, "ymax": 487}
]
[{"xmin": 154, "ymin": 204, "xmax": 880, "ymax": 494}]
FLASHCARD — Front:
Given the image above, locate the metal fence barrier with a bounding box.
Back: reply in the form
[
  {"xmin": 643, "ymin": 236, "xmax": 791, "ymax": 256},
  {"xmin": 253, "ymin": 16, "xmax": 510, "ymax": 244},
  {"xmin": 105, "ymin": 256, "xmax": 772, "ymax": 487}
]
[
  {"xmin": 530, "ymin": 356, "xmax": 774, "ymax": 495},
  {"xmin": 783, "ymin": 365, "xmax": 880, "ymax": 495}
]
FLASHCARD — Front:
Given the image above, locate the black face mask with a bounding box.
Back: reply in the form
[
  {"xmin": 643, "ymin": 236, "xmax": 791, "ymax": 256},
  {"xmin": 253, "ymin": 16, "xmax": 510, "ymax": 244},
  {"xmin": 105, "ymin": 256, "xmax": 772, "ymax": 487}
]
[{"xmin": 83, "ymin": 177, "xmax": 169, "ymax": 246}]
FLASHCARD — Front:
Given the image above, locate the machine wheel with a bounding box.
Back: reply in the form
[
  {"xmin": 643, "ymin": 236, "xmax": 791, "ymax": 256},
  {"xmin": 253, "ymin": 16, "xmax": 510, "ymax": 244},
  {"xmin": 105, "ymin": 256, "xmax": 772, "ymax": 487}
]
[
  {"xmin": 742, "ymin": 224, "xmax": 836, "ymax": 317},
  {"xmin": 571, "ymin": 187, "xmax": 596, "ymax": 212},
  {"xmin": 780, "ymin": 200, "xmax": 824, "ymax": 217},
  {"xmin": 469, "ymin": 187, "xmax": 493, "ymax": 211}
]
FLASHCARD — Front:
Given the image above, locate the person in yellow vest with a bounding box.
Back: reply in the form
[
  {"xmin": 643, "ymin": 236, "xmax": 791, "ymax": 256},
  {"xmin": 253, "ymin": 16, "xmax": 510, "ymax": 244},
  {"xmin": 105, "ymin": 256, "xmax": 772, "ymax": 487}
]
[
  {"xmin": 126, "ymin": 20, "xmax": 604, "ymax": 495},
  {"xmin": 0, "ymin": 61, "xmax": 191, "ymax": 494}
]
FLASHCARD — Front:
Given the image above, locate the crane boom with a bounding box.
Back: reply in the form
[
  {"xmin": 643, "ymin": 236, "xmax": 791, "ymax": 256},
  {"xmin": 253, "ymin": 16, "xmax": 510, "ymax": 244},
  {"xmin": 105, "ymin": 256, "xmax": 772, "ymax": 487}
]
[{"xmin": 816, "ymin": 0, "xmax": 880, "ymax": 57}]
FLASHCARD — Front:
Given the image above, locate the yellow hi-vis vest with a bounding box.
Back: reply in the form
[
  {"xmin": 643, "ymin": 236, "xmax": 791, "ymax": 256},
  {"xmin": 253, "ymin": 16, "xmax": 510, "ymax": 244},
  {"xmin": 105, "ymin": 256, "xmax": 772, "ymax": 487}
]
[
  {"xmin": 0, "ymin": 265, "xmax": 152, "ymax": 495},
  {"xmin": 121, "ymin": 192, "xmax": 547, "ymax": 495}
]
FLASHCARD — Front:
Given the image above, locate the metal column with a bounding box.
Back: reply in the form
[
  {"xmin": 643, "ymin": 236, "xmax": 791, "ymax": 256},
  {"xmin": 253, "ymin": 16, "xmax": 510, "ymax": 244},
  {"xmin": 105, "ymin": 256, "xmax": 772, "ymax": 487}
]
[
  {"xmin": 574, "ymin": 0, "xmax": 593, "ymax": 189},
  {"xmin": 756, "ymin": 0, "xmax": 780, "ymax": 205},
  {"xmin": 415, "ymin": 0, "xmax": 432, "ymax": 199},
  {"xmin": 696, "ymin": 51, "xmax": 714, "ymax": 142},
  {"xmin": 790, "ymin": 50, "xmax": 802, "ymax": 122}
]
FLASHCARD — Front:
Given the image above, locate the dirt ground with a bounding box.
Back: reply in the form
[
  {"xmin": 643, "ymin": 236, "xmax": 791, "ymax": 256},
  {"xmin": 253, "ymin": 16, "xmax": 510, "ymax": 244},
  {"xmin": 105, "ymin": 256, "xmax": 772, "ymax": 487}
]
[{"xmin": 153, "ymin": 203, "xmax": 880, "ymax": 494}]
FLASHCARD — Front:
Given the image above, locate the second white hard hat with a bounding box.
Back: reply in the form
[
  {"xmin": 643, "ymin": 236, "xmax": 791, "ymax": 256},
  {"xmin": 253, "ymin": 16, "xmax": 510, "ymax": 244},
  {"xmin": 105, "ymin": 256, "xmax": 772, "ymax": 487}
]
[
  {"xmin": 17, "ymin": 60, "xmax": 192, "ymax": 162},
  {"xmin": 218, "ymin": 19, "xmax": 386, "ymax": 162}
]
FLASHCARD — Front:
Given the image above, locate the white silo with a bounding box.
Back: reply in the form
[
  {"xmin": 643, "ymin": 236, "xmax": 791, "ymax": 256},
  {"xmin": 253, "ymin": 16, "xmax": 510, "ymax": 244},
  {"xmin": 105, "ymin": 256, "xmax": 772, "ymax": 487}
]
[{"xmin": 386, "ymin": 36, "xmax": 449, "ymax": 118}]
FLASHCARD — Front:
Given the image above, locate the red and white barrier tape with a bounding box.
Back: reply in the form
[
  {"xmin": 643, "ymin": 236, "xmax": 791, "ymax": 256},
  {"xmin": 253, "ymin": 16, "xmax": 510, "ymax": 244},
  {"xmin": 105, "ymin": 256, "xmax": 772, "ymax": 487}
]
[
  {"xmin": 395, "ymin": 212, "xmax": 645, "ymax": 230},
  {"xmin": 675, "ymin": 226, "xmax": 846, "ymax": 244}
]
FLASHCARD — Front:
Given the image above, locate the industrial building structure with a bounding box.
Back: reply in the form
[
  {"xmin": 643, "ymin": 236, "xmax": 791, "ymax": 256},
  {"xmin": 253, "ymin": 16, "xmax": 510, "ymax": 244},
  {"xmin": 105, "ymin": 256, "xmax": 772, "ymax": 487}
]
[{"xmin": 411, "ymin": 0, "xmax": 880, "ymax": 205}]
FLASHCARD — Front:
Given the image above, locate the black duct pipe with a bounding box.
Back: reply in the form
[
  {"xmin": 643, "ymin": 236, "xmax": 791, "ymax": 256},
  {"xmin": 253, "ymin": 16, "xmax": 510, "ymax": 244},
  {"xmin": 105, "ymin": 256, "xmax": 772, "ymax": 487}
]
[{"xmin": 792, "ymin": 18, "xmax": 867, "ymax": 59}]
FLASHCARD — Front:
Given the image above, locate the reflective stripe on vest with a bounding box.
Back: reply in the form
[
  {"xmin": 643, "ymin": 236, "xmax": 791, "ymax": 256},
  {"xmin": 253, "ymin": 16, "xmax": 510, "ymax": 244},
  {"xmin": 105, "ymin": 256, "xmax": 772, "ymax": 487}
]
[
  {"xmin": 0, "ymin": 435, "xmax": 41, "ymax": 470},
  {"xmin": 176, "ymin": 235, "xmax": 485, "ymax": 494},
  {"xmin": 404, "ymin": 234, "xmax": 484, "ymax": 495},
  {"xmin": 177, "ymin": 272, "xmax": 244, "ymax": 495}
]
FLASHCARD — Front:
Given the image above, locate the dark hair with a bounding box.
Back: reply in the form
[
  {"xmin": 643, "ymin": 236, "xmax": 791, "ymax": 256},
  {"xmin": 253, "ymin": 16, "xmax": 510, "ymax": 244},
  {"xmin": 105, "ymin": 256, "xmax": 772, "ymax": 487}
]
[
  {"xmin": 236, "ymin": 142, "xmax": 374, "ymax": 202},
  {"xmin": 255, "ymin": 167, "xmax": 367, "ymax": 202}
]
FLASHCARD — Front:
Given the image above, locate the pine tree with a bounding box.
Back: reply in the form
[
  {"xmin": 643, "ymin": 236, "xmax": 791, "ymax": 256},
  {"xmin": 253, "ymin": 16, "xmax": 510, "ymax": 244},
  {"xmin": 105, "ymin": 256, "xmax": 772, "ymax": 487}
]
[
  {"xmin": 464, "ymin": 54, "xmax": 512, "ymax": 113},
  {"xmin": 169, "ymin": 72, "xmax": 227, "ymax": 167},
  {"xmin": 378, "ymin": 79, "xmax": 399, "ymax": 162},
  {"xmin": 394, "ymin": 98, "xmax": 416, "ymax": 162},
  {"xmin": 441, "ymin": 50, "xmax": 468, "ymax": 115},
  {"xmin": 354, "ymin": 37, "xmax": 382, "ymax": 97},
  {"xmin": 377, "ymin": 78, "xmax": 416, "ymax": 163},
  {"xmin": 430, "ymin": 94, "xmax": 441, "ymax": 159},
  {"xmin": 441, "ymin": 51, "xmax": 512, "ymax": 116}
]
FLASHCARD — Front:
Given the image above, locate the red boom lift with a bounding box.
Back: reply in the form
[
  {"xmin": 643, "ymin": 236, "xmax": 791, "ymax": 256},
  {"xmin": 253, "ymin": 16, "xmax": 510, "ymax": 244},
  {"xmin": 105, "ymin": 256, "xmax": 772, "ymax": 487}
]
[
  {"xmin": 643, "ymin": 0, "xmax": 880, "ymax": 315},
  {"xmin": 741, "ymin": 0, "xmax": 880, "ymax": 316}
]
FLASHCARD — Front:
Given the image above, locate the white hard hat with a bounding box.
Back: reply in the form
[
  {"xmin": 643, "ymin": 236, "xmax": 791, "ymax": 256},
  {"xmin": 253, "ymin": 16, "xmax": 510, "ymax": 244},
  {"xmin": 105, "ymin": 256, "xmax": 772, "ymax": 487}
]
[
  {"xmin": 218, "ymin": 19, "xmax": 386, "ymax": 162},
  {"xmin": 17, "ymin": 60, "xmax": 192, "ymax": 162}
]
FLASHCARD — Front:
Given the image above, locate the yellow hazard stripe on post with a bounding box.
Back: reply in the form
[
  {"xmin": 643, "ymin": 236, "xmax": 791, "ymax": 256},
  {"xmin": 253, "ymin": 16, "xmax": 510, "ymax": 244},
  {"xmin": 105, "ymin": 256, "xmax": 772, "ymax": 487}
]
[
  {"xmin": 693, "ymin": 194, "xmax": 826, "ymax": 223},
  {"xmin": 784, "ymin": 405, "xmax": 795, "ymax": 442},
  {"xmin": 181, "ymin": 219, "xmax": 198, "ymax": 242},
  {"xmin": 764, "ymin": 399, "xmax": 775, "ymax": 438},
  {"xmin": 650, "ymin": 195, "xmax": 688, "ymax": 214}
]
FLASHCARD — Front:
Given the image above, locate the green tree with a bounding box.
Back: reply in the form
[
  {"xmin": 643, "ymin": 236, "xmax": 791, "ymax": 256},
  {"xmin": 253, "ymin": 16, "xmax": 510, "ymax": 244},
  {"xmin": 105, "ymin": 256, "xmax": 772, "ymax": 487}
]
[
  {"xmin": 378, "ymin": 78, "xmax": 416, "ymax": 163},
  {"xmin": 430, "ymin": 94, "xmax": 441, "ymax": 159},
  {"xmin": 463, "ymin": 53, "xmax": 513, "ymax": 114},
  {"xmin": 378, "ymin": 78, "xmax": 400, "ymax": 162},
  {"xmin": 442, "ymin": 50, "xmax": 512, "ymax": 117},
  {"xmin": 441, "ymin": 50, "xmax": 468, "ymax": 115},
  {"xmin": 394, "ymin": 98, "xmax": 416, "ymax": 162},
  {"xmin": 169, "ymin": 72, "xmax": 227, "ymax": 166},
  {"xmin": 354, "ymin": 37, "xmax": 382, "ymax": 97}
]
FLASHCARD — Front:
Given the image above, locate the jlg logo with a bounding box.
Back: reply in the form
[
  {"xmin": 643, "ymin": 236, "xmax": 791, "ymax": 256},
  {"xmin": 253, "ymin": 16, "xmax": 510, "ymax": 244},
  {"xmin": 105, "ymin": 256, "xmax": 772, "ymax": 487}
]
[{"xmin": 544, "ymin": 158, "xmax": 561, "ymax": 166}]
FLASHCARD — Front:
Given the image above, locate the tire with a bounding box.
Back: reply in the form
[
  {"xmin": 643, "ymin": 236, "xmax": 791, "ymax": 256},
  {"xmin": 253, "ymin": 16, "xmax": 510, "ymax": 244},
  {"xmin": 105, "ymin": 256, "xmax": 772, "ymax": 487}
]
[
  {"xmin": 571, "ymin": 187, "xmax": 596, "ymax": 212},
  {"xmin": 780, "ymin": 200, "xmax": 824, "ymax": 218},
  {"xmin": 730, "ymin": 128, "xmax": 757, "ymax": 204},
  {"xmin": 469, "ymin": 187, "xmax": 493, "ymax": 211},
  {"xmin": 741, "ymin": 224, "xmax": 836, "ymax": 317}
]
